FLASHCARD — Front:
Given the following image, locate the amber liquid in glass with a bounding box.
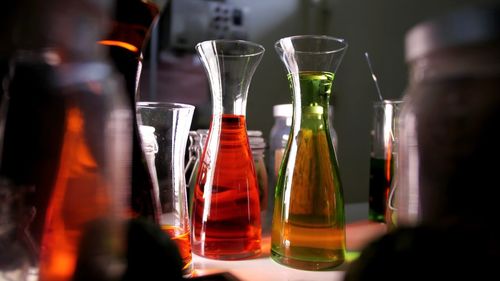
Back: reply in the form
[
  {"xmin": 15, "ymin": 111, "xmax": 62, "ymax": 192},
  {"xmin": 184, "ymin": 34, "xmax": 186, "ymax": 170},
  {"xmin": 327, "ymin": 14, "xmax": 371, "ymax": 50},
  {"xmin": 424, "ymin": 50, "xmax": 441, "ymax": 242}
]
[
  {"xmin": 271, "ymin": 130, "xmax": 345, "ymax": 270},
  {"xmin": 192, "ymin": 114, "xmax": 261, "ymax": 259},
  {"xmin": 161, "ymin": 225, "xmax": 193, "ymax": 276},
  {"xmin": 271, "ymin": 72, "xmax": 345, "ymax": 270},
  {"xmin": 38, "ymin": 108, "xmax": 113, "ymax": 281}
]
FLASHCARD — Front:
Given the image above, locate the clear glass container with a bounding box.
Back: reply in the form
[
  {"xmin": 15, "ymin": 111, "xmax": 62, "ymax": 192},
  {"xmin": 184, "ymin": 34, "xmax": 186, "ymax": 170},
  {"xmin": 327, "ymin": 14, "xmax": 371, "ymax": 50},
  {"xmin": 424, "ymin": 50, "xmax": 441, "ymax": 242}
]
[
  {"xmin": 137, "ymin": 102, "xmax": 195, "ymax": 277},
  {"xmin": 191, "ymin": 40, "xmax": 264, "ymax": 260},
  {"xmin": 368, "ymin": 100, "xmax": 403, "ymax": 223},
  {"xmin": 271, "ymin": 35, "xmax": 347, "ymax": 270}
]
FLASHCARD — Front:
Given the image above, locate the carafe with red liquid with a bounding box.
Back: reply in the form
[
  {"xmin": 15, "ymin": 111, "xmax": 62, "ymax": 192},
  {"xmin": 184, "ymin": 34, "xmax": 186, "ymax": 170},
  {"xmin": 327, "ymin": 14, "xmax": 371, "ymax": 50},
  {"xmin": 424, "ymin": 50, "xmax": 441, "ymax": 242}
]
[{"xmin": 192, "ymin": 40, "xmax": 265, "ymax": 260}]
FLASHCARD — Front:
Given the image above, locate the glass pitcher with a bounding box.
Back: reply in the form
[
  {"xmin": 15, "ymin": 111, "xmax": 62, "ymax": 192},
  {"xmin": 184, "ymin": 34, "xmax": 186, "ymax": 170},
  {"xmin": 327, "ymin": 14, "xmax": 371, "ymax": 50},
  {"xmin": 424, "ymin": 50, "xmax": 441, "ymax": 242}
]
[
  {"xmin": 271, "ymin": 35, "xmax": 347, "ymax": 270},
  {"xmin": 191, "ymin": 40, "xmax": 264, "ymax": 260}
]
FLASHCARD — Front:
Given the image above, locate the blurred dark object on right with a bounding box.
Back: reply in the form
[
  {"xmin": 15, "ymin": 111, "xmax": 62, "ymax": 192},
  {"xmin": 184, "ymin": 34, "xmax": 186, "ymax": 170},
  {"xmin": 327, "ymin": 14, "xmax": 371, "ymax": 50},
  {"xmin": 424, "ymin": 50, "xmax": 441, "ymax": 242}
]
[
  {"xmin": 346, "ymin": 3, "xmax": 500, "ymax": 280},
  {"xmin": 394, "ymin": 3, "xmax": 500, "ymax": 227},
  {"xmin": 345, "ymin": 224, "xmax": 500, "ymax": 280}
]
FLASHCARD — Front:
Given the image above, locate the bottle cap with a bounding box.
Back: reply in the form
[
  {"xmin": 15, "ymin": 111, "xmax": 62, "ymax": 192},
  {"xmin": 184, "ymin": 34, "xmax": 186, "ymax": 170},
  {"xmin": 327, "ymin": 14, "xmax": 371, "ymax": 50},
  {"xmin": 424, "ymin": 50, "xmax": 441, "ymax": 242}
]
[
  {"xmin": 273, "ymin": 104, "xmax": 293, "ymax": 117},
  {"xmin": 247, "ymin": 130, "xmax": 263, "ymax": 137},
  {"xmin": 139, "ymin": 125, "xmax": 158, "ymax": 154},
  {"xmin": 248, "ymin": 130, "xmax": 266, "ymax": 150}
]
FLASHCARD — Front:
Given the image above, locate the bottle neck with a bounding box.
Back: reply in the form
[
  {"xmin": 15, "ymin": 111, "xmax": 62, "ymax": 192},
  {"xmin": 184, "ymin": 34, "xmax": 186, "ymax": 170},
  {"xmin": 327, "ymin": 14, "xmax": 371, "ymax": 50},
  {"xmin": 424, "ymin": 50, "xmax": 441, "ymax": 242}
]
[{"xmin": 212, "ymin": 91, "xmax": 248, "ymax": 117}]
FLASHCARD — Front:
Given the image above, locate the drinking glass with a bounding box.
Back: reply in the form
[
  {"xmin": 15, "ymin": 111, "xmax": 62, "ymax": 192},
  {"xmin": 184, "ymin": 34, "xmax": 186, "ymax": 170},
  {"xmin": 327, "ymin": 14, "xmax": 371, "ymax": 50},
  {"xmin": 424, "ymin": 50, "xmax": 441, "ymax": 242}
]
[
  {"xmin": 137, "ymin": 102, "xmax": 195, "ymax": 276},
  {"xmin": 368, "ymin": 100, "xmax": 403, "ymax": 224}
]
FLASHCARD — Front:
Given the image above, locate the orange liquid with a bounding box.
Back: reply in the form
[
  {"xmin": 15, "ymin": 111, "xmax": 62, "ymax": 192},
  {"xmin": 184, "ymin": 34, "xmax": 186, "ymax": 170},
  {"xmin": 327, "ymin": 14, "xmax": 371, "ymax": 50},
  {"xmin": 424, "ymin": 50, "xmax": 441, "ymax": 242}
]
[
  {"xmin": 38, "ymin": 108, "xmax": 116, "ymax": 281},
  {"xmin": 192, "ymin": 114, "xmax": 261, "ymax": 259},
  {"xmin": 161, "ymin": 225, "xmax": 193, "ymax": 275}
]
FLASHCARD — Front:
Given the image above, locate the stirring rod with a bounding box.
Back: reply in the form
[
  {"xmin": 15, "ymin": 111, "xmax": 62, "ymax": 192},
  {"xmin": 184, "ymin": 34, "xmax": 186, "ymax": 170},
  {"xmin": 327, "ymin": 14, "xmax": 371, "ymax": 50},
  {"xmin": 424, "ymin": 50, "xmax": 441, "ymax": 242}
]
[{"xmin": 364, "ymin": 52, "xmax": 384, "ymax": 102}]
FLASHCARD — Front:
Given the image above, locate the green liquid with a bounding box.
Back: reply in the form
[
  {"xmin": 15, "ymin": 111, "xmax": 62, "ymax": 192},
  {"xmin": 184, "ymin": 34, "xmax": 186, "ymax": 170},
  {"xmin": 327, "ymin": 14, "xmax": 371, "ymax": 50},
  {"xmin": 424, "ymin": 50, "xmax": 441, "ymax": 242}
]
[{"xmin": 271, "ymin": 71, "xmax": 345, "ymax": 270}]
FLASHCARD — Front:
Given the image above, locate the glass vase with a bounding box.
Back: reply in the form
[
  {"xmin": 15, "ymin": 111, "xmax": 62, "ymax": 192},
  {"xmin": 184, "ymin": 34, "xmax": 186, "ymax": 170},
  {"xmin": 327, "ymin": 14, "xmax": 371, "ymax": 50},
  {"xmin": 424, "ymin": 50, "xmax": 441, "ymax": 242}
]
[
  {"xmin": 271, "ymin": 35, "xmax": 347, "ymax": 270},
  {"xmin": 191, "ymin": 40, "xmax": 265, "ymax": 260}
]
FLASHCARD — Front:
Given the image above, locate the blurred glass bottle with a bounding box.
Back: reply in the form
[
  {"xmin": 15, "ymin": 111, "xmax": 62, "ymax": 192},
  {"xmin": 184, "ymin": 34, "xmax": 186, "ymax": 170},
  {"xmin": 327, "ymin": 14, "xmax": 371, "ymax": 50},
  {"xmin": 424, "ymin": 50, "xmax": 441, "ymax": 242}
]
[
  {"xmin": 0, "ymin": 0, "xmax": 131, "ymax": 280},
  {"xmin": 100, "ymin": 0, "xmax": 161, "ymax": 221},
  {"xmin": 396, "ymin": 5, "xmax": 500, "ymax": 227}
]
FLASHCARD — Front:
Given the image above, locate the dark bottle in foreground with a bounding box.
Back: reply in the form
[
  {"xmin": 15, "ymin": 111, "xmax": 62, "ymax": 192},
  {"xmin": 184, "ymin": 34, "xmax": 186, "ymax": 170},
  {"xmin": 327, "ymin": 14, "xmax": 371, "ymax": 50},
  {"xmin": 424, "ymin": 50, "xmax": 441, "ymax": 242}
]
[
  {"xmin": 100, "ymin": 0, "xmax": 161, "ymax": 221},
  {"xmin": 0, "ymin": 0, "xmax": 131, "ymax": 280}
]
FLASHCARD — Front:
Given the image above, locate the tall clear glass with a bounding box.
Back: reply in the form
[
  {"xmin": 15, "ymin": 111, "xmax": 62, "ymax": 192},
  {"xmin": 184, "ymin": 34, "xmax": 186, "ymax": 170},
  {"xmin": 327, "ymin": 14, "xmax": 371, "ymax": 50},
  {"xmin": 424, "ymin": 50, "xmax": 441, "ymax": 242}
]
[
  {"xmin": 192, "ymin": 40, "xmax": 264, "ymax": 260},
  {"xmin": 271, "ymin": 35, "xmax": 347, "ymax": 270},
  {"xmin": 137, "ymin": 102, "xmax": 195, "ymax": 276}
]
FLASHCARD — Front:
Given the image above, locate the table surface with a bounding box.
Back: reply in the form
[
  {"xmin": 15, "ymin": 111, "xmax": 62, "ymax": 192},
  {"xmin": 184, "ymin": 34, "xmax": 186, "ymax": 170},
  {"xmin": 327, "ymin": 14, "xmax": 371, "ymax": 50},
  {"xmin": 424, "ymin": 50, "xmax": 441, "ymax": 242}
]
[{"xmin": 191, "ymin": 203, "xmax": 387, "ymax": 281}]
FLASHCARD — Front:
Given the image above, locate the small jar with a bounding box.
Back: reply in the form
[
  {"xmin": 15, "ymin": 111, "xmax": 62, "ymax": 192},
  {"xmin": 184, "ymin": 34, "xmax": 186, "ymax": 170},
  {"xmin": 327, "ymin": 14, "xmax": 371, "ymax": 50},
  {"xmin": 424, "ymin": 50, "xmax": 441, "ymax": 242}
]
[
  {"xmin": 396, "ymin": 6, "xmax": 500, "ymax": 226},
  {"xmin": 248, "ymin": 130, "xmax": 268, "ymax": 212},
  {"xmin": 268, "ymin": 104, "xmax": 293, "ymax": 183}
]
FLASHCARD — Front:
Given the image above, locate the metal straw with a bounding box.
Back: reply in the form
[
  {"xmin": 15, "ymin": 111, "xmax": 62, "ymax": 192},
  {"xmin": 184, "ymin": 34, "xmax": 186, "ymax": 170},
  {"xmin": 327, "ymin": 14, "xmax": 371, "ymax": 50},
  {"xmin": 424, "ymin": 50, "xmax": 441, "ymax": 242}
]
[
  {"xmin": 364, "ymin": 52, "xmax": 384, "ymax": 102},
  {"xmin": 364, "ymin": 52, "xmax": 398, "ymax": 212}
]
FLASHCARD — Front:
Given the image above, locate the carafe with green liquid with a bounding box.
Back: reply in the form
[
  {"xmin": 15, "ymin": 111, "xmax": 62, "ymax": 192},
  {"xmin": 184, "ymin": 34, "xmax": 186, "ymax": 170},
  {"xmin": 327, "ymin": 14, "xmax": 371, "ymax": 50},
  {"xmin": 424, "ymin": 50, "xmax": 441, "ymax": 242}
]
[{"xmin": 271, "ymin": 35, "xmax": 347, "ymax": 270}]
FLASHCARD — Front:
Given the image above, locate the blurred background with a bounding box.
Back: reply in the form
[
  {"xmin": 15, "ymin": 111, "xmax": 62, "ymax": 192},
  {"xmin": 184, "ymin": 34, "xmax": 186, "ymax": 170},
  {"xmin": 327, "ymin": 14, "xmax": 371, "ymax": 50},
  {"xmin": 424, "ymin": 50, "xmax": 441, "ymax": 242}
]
[{"xmin": 139, "ymin": 0, "xmax": 498, "ymax": 204}]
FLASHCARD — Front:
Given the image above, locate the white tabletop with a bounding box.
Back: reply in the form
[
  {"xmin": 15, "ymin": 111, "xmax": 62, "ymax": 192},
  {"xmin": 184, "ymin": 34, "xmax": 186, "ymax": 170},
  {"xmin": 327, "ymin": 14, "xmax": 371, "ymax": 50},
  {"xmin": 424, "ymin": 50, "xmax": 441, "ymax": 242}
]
[
  {"xmin": 193, "ymin": 245, "xmax": 346, "ymax": 281},
  {"xmin": 191, "ymin": 203, "xmax": 386, "ymax": 281}
]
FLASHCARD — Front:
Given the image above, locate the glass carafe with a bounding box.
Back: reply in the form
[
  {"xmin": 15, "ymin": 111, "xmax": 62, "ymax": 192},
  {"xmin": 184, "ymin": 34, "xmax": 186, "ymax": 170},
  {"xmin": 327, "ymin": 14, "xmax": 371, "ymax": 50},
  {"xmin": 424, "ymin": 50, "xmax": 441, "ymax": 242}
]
[
  {"xmin": 271, "ymin": 35, "xmax": 347, "ymax": 270},
  {"xmin": 192, "ymin": 40, "xmax": 264, "ymax": 260}
]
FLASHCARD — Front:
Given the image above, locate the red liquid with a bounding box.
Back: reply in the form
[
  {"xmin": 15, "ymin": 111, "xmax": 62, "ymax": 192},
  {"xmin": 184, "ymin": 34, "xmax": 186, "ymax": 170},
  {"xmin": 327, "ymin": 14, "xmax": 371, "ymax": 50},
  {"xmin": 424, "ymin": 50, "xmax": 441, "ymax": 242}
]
[
  {"xmin": 161, "ymin": 225, "xmax": 193, "ymax": 276},
  {"xmin": 192, "ymin": 114, "xmax": 261, "ymax": 259}
]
